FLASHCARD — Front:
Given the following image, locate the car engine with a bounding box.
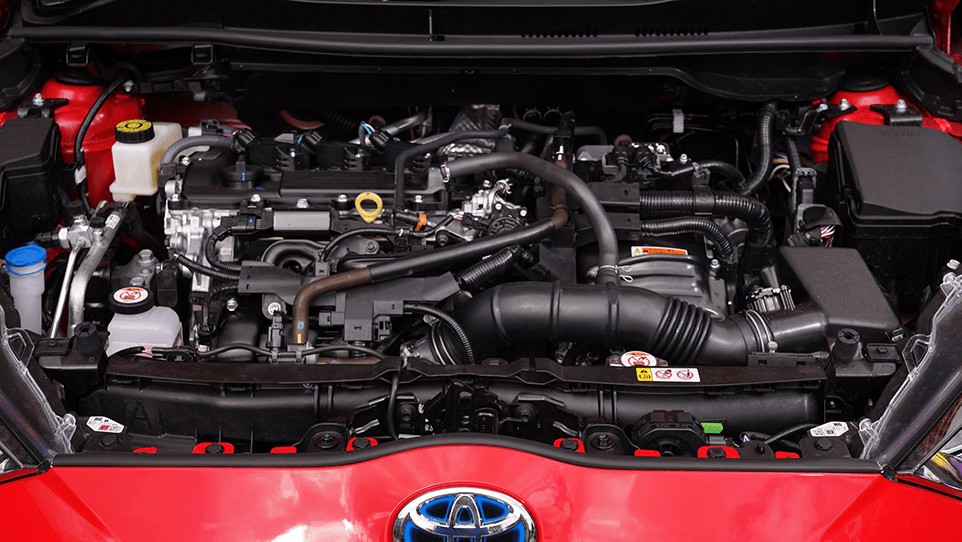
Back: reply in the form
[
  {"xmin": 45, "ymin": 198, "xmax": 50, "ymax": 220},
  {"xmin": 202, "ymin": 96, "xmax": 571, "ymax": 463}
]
[{"xmin": 1, "ymin": 50, "xmax": 959, "ymax": 460}]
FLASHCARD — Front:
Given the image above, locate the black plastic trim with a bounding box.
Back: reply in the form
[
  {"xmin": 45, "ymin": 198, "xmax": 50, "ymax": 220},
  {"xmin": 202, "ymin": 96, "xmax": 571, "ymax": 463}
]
[
  {"xmin": 52, "ymin": 432, "xmax": 883, "ymax": 473},
  {"xmin": 8, "ymin": 25, "xmax": 932, "ymax": 58}
]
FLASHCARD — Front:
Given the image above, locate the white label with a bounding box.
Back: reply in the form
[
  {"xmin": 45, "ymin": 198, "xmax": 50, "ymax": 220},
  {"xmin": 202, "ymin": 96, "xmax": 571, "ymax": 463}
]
[
  {"xmin": 620, "ymin": 351, "xmax": 659, "ymax": 367},
  {"xmin": 87, "ymin": 416, "xmax": 124, "ymax": 434},
  {"xmin": 113, "ymin": 287, "xmax": 147, "ymax": 304},
  {"xmin": 636, "ymin": 367, "xmax": 700, "ymax": 383},
  {"xmin": 105, "ymin": 214, "xmax": 121, "ymax": 230},
  {"xmin": 809, "ymin": 421, "xmax": 849, "ymax": 438},
  {"xmin": 630, "ymin": 246, "xmax": 689, "ymax": 257}
]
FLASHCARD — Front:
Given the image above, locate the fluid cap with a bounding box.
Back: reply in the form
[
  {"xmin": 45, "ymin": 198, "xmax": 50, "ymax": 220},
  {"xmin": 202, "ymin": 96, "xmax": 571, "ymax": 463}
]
[
  {"xmin": 5, "ymin": 243, "xmax": 46, "ymax": 275},
  {"xmin": 108, "ymin": 286, "xmax": 154, "ymax": 315},
  {"xmin": 114, "ymin": 119, "xmax": 155, "ymax": 144}
]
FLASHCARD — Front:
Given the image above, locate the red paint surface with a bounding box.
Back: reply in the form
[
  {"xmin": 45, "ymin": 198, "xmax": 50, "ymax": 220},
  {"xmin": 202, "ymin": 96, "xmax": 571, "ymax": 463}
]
[
  {"xmin": 811, "ymin": 85, "xmax": 962, "ymax": 163},
  {"xmin": 0, "ymin": 446, "xmax": 959, "ymax": 541},
  {"xmin": 36, "ymin": 80, "xmax": 143, "ymax": 205}
]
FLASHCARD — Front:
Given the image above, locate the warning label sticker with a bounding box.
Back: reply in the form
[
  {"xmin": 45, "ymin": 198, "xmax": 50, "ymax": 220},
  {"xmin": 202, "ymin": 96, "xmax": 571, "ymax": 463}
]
[
  {"xmin": 809, "ymin": 421, "xmax": 849, "ymax": 438},
  {"xmin": 620, "ymin": 351, "xmax": 659, "ymax": 367},
  {"xmin": 87, "ymin": 416, "xmax": 125, "ymax": 434},
  {"xmin": 636, "ymin": 367, "xmax": 701, "ymax": 383},
  {"xmin": 631, "ymin": 246, "xmax": 689, "ymax": 257}
]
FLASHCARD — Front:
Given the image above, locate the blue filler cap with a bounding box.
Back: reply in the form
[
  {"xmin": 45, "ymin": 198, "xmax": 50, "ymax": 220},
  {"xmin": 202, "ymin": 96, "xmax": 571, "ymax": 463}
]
[{"xmin": 5, "ymin": 243, "xmax": 47, "ymax": 270}]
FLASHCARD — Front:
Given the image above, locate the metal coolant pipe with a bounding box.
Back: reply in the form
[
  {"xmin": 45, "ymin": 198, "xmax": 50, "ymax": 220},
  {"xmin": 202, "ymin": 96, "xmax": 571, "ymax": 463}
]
[{"xmin": 68, "ymin": 207, "xmax": 126, "ymax": 334}]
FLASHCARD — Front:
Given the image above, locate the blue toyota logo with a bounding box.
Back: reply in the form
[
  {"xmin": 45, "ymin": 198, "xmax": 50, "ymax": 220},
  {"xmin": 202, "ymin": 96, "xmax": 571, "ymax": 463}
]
[{"xmin": 393, "ymin": 487, "xmax": 536, "ymax": 541}]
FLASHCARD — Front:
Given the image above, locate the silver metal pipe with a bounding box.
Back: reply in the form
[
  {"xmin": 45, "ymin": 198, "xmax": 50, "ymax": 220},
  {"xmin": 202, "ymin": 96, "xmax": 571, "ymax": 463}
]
[
  {"xmin": 68, "ymin": 208, "xmax": 126, "ymax": 334},
  {"xmin": 48, "ymin": 248, "xmax": 80, "ymax": 338}
]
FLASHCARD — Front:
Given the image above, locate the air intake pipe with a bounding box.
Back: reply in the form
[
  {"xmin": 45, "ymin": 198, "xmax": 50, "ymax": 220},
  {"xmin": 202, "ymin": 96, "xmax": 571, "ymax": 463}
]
[{"xmin": 447, "ymin": 282, "xmax": 827, "ymax": 365}]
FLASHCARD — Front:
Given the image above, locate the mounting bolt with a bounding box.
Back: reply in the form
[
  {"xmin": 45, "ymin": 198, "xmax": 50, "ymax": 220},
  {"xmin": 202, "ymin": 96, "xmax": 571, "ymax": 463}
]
[
  {"xmin": 814, "ymin": 438, "xmax": 834, "ymax": 452},
  {"xmin": 710, "ymin": 259, "xmax": 720, "ymax": 270},
  {"xmin": 948, "ymin": 259, "xmax": 960, "ymax": 271},
  {"xmin": 839, "ymin": 98, "xmax": 851, "ymax": 111},
  {"xmin": 180, "ymin": 156, "xmax": 191, "ymax": 167},
  {"xmin": 414, "ymin": 194, "xmax": 423, "ymax": 204},
  {"xmin": 32, "ymin": 93, "xmax": 44, "ymax": 106},
  {"xmin": 895, "ymin": 99, "xmax": 907, "ymax": 113},
  {"xmin": 519, "ymin": 209, "xmax": 528, "ymax": 218},
  {"xmin": 249, "ymin": 194, "xmax": 262, "ymax": 203},
  {"xmin": 225, "ymin": 298, "xmax": 239, "ymax": 312},
  {"xmin": 295, "ymin": 198, "xmax": 310, "ymax": 209},
  {"xmin": 337, "ymin": 194, "xmax": 349, "ymax": 203},
  {"xmin": 494, "ymin": 202, "xmax": 503, "ymax": 211},
  {"xmin": 482, "ymin": 180, "xmax": 493, "ymax": 189},
  {"xmin": 707, "ymin": 447, "xmax": 727, "ymax": 459},
  {"xmin": 267, "ymin": 302, "xmax": 283, "ymax": 315},
  {"xmin": 365, "ymin": 240, "xmax": 379, "ymax": 253},
  {"xmin": 679, "ymin": 153, "xmax": 689, "ymax": 164}
]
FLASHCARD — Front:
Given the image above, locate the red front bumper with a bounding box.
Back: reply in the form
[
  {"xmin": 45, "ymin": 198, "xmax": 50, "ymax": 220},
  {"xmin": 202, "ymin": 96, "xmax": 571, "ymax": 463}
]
[{"xmin": 1, "ymin": 444, "xmax": 958, "ymax": 541}]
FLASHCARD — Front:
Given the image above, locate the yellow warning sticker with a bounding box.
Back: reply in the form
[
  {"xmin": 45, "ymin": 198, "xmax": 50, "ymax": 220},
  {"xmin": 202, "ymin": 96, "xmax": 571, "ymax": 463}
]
[{"xmin": 636, "ymin": 368, "xmax": 653, "ymax": 381}]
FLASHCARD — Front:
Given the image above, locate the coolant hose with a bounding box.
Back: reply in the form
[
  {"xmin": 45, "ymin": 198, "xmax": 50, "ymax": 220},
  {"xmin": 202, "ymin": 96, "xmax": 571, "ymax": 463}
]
[
  {"xmin": 443, "ymin": 152, "xmax": 619, "ymax": 283},
  {"xmin": 638, "ymin": 188, "xmax": 774, "ymax": 245},
  {"xmin": 451, "ymin": 282, "xmax": 827, "ymax": 365},
  {"xmin": 161, "ymin": 135, "xmax": 235, "ymax": 166},
  {"xmin": 501, "ymin": 118, "xmax": 608, "ymax": 145},
  {"xmin": 291, "ymin": 150, "xmax": 615, "ymax": 344},
  {"xmin": 290, "ymin": 215, "xmax": 564, "ymax": 344},
  {"xmin": 638, "ymin": 217, "xmax": 735, "ymax": 261},
  {"xmin": 738, "ymin": 102, "xmax": 778, "ymax": 196},
  {"xmin": 393, "ymin": 127, "xmax": 510, "ymax": 208}
]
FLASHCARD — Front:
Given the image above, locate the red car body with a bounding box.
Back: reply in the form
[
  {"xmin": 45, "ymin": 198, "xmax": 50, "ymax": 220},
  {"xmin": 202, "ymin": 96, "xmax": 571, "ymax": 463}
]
[{"xmin": 0, "ymin": 444, "xmax": 959, "ymax": 541}]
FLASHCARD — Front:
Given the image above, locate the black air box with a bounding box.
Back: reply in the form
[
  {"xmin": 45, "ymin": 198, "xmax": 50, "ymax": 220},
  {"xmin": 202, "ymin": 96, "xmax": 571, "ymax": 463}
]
[
  {"xmin": 826, "ymin": 121, "xmax": 962, "ymax": 309},
  {"xmin": 0, "ymin": 118, "xmax": 62, "ymax": 252}
]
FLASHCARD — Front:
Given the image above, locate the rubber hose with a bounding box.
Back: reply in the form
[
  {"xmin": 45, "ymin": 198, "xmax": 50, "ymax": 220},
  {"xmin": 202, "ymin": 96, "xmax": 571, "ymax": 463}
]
[
  {"xmin": 638, "ymin": 217, "xmax": 735, "ymax": 260},
  {"xmin": 74, "ymin": 71, "xmax": 132, "ymax": 168},
  {"xmin": 501, "ymin": 118, "xmax": 608, "ymax": 144},
  {"xmin": 393, "ymin": 127, "xmax": 509, "ymax": 208},
  {"xmin": 638, "ymin": 189, "xmax": 774, "ymax": 245},
  {"xmin": 663, "ymin": 159, "xmax": 746, "ymax": 186},
  {"xmin": 161, "ymin": 135, "xmax": 234, "ymax": 166},
  {"xmin": 172, "ymin": 255, "xmax": 240, "ymax": 281},
  {"xmin": 763, "ymin": 423, "xmax": 817, "ymax": 446},
  {"xmin": 738, "ymin": 102, "xmax": 778, "ymax": 196},
  {"xmin": 785, "ymin": 136, "xmax": 802, "ymax": 177},
  {"xmin": 404, "ymin": 303, "xmax": 475, "ymax": 364},
  {"xmin": 290, "ymin": 215, "xmax": 563, "ymax": 344},
  {"xmin": 457, "ymin": 246, "xmax": 523, "ymax": 290},
  {"xmin": 443, "ymin": 151, "xmax": 619, "ymax": 284},
  {"xmin": 450, "ymin": 282, "xmax": 827, "ymax": 365},
  {"xmin": 321, "ymin": 226, "xmax": 399, "ymax": 261}
]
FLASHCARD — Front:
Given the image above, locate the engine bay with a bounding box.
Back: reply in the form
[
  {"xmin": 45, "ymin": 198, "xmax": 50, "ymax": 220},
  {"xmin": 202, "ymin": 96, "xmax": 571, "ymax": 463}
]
[{"xmin": 2, "ymin": 37, "xmax": 961, "ymax": 463}]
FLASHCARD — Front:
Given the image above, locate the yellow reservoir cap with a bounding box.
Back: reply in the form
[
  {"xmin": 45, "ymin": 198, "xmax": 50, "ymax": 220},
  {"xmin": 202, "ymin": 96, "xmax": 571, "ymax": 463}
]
[{"xmin": 354, "ymin": 192, "xmax": 383, "ymax": 223}]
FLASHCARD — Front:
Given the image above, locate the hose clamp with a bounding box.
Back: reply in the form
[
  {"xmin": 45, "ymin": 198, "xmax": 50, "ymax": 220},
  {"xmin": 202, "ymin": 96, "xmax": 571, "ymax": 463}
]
[
  {"xmin": 742, "ymin": 309, "xmax": 775, "ymax": 352},
  {"xmin": 439, "ymin": 163, "xmax": 452, "ymax": 184},
  {"xmin": 598, "ymin": 264, "xmax": 633, "ymax": 283}
]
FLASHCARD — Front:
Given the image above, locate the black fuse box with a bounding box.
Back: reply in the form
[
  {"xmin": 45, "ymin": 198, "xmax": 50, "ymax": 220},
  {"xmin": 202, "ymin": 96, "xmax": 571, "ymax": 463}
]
[
  {"xmin": 825, "ymin": 121, "xmax": 962, "ymax": 310},
  {"xmin": 0, "ymin": 117, "xmax": 62, "ymax": 253}
]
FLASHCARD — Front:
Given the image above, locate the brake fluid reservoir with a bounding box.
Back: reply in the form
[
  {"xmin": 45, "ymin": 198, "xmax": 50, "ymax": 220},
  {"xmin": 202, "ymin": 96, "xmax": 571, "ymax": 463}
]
[
  {"xmin": 108, "ymin": 120, "xmax": 182, "ymax": 202},
  {"xmin": 105, "ymin": 286, "xmax": 182, "ymax": 356}
]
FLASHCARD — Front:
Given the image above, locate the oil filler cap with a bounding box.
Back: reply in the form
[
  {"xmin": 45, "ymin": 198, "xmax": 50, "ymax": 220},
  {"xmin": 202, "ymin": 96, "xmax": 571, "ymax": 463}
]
[
  {"xmin": 109, "ymin": 286, "xmax": 154, "ymax": 315},
  {"xmin": 114, "ymin": 119, "xmax": 155, "ymax": 144}
]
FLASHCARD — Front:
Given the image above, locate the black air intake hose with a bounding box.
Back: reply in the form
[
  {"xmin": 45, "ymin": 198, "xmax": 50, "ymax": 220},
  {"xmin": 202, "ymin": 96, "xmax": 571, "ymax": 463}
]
[
  {"xmin": 638, "ymin": 188, "xmax": 773, "ymax": 246},
  {"xmin": 451, "ymin": 282, "xmax": 826, "ymax": 365}
]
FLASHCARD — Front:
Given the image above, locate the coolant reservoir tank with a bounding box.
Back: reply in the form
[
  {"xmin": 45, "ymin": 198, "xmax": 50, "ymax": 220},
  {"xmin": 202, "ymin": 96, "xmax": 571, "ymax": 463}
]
[
  {"xmin": 105, "ymin": 286, "xmax": 182, "ymax": 356},
  {"xmin": 108, "ymin": 120, "xmax": 182, "ymax": 202}
]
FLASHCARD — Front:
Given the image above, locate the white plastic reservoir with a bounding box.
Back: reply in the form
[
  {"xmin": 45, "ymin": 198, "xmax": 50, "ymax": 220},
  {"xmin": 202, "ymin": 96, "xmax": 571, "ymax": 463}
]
[
  {"xmin": 4, "ymin": 243, "xmax": 46, "ymax": 333},
  {"xmin": 105, "ymin": 286, "xmax": 182, "ymax": 356},
  {"xmin": 109, "ymin": 120, "xmax": 182, "ymax": 202}
]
